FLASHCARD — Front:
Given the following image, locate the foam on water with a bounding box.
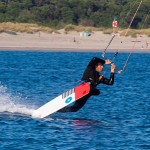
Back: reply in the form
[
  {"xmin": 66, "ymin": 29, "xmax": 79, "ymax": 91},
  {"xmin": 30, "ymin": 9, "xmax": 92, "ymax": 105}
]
[{"xmin": 0, "ymin": 84, "xmax": 34, "ymax": 116}]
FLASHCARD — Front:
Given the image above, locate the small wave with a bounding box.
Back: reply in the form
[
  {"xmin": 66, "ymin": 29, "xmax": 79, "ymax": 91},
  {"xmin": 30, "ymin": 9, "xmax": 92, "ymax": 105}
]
[{"xmin": 0, "ymin": 84, "xmax": 34, "ymax": 116}]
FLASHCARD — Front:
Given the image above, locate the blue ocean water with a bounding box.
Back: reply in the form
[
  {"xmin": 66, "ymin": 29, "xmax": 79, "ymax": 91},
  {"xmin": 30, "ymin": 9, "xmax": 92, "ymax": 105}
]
[{"xmin": 0, "ymin": 50, "xmax": 149, "ymax": 150}]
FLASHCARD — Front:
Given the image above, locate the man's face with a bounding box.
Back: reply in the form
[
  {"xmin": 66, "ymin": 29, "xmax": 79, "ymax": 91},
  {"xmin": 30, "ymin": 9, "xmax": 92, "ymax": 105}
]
[{"xmin": 95, "ymin": 63, "xmax": 104, "ymax": 72}]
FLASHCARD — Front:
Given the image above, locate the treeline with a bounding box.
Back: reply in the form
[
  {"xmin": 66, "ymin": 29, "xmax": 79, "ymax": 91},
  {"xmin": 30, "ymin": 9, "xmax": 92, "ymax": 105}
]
[{"xmin": 0, "ymin": 0, "xmax": 149, "ymax": 29}]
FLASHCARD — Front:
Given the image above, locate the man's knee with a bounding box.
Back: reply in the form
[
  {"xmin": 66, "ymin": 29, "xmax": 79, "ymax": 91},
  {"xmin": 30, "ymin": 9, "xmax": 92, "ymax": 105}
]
[{"xmin": 90, "ymin": 88, "xmax": 100, "ymax": 95}]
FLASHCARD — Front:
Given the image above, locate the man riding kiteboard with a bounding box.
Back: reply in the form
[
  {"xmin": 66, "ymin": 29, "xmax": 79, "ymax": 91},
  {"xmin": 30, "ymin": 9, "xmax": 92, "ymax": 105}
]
[{"xmin": 58, "ymin": 57, "xmax": 116, "ymax": 112}]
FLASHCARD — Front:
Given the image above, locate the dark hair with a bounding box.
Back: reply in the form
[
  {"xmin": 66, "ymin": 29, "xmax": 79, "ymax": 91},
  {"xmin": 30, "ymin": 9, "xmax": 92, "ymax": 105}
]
[{"xmin": 88, "ymin": 57, "xmax": 105, "ymax": 67}]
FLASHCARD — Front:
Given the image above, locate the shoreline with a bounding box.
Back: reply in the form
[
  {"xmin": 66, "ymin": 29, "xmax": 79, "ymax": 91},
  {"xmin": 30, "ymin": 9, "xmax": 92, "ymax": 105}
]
[
  {"xmin": 0, "ymin": 47, "xmax": 150, "ymax": 53},
  {"xmin": 0, "ymin": 30, "xmax": 149, "ymax": 52},
  {"xmin": 0, "ymin": 47, "xmax": 150, "ymax": 54}
]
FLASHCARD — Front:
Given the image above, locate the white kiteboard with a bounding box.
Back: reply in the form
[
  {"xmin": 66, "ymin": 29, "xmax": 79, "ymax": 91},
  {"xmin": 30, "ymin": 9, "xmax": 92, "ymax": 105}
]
[{"xmin": 32, "ymin": 82, "xmax": 90, "ymax": 118}]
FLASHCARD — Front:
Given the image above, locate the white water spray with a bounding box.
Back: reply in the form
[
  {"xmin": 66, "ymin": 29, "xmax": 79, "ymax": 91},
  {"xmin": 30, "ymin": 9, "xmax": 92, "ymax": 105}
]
[{"xmin": 0, "ymin": 84, "xmax": 34, "ymax": 117}]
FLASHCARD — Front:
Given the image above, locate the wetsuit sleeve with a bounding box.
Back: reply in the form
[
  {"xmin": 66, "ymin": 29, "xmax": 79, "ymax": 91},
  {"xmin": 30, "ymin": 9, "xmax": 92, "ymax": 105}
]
[{"xmin": 99, "ymin": 73, "xmax": 114, "ymax": 85}]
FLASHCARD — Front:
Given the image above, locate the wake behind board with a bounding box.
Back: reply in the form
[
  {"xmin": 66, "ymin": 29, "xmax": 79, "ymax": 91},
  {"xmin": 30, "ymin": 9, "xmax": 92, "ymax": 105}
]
[{"xmin": 32, "ymin": 82, "xmax": 90, "ymax": 118}]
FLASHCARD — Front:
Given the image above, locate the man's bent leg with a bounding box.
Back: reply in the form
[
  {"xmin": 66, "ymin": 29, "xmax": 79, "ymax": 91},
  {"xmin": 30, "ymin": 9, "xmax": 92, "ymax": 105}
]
[{"xmin": 58, "ymin": 94, "xmax": 91, "ymax": 112}]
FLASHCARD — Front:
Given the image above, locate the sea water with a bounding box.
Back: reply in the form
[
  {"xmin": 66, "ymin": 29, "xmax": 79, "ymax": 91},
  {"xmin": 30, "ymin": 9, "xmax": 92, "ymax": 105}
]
[{"xmin": 0, "ymin": 51, "xmax": 149, "ymax": 150}]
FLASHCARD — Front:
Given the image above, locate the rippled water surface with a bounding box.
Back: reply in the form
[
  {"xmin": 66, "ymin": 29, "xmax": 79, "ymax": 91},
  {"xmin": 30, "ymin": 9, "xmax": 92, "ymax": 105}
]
[{"xmin": 0, "ymin": 51, "xmax": 149, "ymax": 150}]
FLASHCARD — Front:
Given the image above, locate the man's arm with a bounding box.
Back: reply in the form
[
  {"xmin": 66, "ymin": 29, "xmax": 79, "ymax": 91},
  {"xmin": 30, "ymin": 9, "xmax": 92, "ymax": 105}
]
[{"xmin": 99, "ymin": 64, "xmax": 115, "ymax": 85}]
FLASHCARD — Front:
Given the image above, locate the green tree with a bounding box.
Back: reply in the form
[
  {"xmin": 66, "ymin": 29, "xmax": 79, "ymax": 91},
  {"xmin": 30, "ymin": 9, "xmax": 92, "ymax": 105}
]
[{"xmin": 0, "ymin": 0, "xmax": 149, "ymax": 28}]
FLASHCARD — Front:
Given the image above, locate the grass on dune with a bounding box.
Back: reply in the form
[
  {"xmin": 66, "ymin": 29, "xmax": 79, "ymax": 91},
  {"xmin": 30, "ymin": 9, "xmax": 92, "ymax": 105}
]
[
  {"xmin": 0, "ymin": 22, "xmax": 55, "ymax": 33},
  {"xmin": 0, "ymin": 22, "xmax": 149, "ymax": 37}
]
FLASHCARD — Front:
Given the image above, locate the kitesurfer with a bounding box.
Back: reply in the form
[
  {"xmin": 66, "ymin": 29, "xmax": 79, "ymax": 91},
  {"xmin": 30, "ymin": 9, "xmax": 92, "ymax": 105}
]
[{"xmin": 58, "ymin": 57, "xmax": 116, "ymax": 112}]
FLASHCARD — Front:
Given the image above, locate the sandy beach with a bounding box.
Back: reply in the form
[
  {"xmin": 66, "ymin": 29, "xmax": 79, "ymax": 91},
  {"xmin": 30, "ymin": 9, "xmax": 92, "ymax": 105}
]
[{"xmin": 0, "ymin": 29, "xmax": 149, "ymax": 52}]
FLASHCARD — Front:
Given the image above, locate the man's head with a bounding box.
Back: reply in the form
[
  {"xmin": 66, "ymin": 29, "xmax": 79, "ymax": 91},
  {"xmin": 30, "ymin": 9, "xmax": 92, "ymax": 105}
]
[
  {"xmin": 88, "ymin": 57, "xmax": 105, "ymax": 72},
  {"xmin": 95, "ymin": 62, "xmax": 104, "ymax": 72}
]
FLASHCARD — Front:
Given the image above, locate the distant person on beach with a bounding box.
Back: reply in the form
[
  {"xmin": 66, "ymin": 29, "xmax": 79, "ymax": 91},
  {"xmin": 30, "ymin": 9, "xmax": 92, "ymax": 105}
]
[
  {"xmin": 58, "ymin": 57, "xmax": 115, "ymax": 112},
  {"xmin": 146, "ymin": 41, "xmax": 149, "ymax": 49},
  {"xmin": 73, "ymin": 37, "xmax": 76, "ymax": 42}
]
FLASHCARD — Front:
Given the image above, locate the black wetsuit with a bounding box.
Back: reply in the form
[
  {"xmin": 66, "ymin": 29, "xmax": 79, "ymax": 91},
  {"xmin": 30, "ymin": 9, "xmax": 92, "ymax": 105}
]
[{"xmin": 58, "ymin": 57, "xmax": 114, "ymax": 112}]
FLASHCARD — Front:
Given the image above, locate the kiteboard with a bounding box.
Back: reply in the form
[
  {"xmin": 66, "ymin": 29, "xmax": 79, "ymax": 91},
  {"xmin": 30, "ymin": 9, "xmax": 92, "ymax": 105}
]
[{"xmin": 32, "ymin": 82, "xmax": 90, "ymax": 118}]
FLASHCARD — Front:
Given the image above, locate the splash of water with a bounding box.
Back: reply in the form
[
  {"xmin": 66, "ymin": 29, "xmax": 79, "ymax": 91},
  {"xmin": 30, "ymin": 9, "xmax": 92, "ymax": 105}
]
[{"xmin": 0, "ymin": 84, "xmax": 34, "ymax": 116}]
